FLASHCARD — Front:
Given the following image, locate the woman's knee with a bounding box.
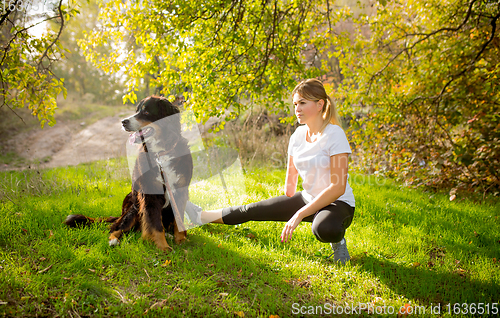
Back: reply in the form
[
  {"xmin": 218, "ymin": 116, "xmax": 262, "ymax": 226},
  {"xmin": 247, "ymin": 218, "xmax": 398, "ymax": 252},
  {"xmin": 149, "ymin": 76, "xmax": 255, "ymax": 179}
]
[{"xmin": 311, "ymin": 221, "xmax": 344, "ymax": 243}]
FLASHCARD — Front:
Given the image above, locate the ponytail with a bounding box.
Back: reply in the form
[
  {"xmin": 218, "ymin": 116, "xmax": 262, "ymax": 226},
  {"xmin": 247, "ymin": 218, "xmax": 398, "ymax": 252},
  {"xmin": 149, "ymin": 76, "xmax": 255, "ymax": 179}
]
[{"xmin": 320, "ymin": 95, "xmax": 341, "ymax": 132}]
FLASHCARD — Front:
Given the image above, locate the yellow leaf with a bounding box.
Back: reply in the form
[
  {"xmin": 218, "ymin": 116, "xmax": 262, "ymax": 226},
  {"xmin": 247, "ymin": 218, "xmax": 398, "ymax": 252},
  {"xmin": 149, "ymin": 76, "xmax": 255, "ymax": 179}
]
[
  {"xmin": 234, "ymin": 311, "xmax": 245, "ymax": 317},
  {"xmin": 162, "ymin": 260, "xmax": 172, "ymax": 267}
]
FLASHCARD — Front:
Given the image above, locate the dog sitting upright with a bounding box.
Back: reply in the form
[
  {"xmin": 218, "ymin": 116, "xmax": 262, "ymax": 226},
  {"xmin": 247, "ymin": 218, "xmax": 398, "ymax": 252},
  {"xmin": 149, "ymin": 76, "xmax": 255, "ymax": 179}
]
[{"xmin": 65, "ymin": 96, "xmax": 193, "ymax": 252}]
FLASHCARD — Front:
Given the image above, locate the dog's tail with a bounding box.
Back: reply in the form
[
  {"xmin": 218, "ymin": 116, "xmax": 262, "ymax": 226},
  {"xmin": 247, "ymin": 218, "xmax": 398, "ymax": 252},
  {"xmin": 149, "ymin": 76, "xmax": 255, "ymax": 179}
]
[{"xmin": 64, "ymin": 214, "xmax": 119, "ymax": 228}]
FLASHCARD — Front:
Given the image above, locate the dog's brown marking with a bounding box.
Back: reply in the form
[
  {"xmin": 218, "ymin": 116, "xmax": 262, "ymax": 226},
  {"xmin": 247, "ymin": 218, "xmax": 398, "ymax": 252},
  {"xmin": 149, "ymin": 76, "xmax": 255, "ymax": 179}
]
[
  {"xmin": 109, "ymin": 230, "xmax": 122, "ymax": 241},
  {"xmin": 174, "ymin": 221, "xmax": 187, "ymax": 245},
  {"xmin": 137, "ymin": 119, "xmax": 152, "ymax": 129},
  {"xmin": 142, "ymin": 229, "xmax": 172, "ymax": 252}
]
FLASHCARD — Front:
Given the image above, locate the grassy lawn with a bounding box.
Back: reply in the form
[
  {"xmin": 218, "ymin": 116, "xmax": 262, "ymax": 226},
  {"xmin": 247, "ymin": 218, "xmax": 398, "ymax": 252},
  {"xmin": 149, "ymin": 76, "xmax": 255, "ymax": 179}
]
[{"xmin": 0, "ymin": 159, "xmax": 499, "ymax": 317}]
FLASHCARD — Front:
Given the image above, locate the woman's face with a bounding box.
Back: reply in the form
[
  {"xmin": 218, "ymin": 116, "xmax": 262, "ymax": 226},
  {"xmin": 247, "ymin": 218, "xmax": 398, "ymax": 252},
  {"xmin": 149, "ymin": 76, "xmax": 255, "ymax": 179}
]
[{"xmin": 293, "ymin": 93, "xmax": 323, "ymax": 125}]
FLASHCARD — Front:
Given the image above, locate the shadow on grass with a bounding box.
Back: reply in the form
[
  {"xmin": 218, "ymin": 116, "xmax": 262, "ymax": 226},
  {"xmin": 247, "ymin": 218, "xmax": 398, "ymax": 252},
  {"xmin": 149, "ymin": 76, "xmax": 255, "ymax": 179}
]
[
  {"xmin": 355, "ymin": 183, "xmax": 500, "ymax": 261},
  {"xmin": 355, "ymin": 254, "xmax": 500, "ymax": 306},
  {"xmin": 0, "ymin": 219, "xmax": 324, "ymax": 317}
]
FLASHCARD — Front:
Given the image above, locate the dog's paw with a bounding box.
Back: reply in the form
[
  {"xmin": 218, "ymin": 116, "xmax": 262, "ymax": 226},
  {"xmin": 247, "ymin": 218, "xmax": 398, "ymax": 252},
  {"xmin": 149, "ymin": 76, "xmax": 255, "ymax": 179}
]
[
  {"xmin": 109, "ymin": 238, "xmax": 120, "ymax": 247},
  {"xmin": 174, "ymin": 236, "xmax": 187, "ymax": 245}
]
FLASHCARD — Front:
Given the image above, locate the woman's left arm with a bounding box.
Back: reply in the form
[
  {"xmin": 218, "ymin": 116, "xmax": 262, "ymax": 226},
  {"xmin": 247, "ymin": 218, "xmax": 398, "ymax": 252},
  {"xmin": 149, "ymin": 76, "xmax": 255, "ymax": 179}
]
[{"xmin": 280, "ymin": 153, "xmax": 349, "ymax": 242}]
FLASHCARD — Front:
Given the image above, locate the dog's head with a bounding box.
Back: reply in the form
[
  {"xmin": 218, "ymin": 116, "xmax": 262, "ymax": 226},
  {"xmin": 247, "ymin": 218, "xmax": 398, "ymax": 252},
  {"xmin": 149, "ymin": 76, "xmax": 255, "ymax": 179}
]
[{"xmin": 122, "ymin": 96, "xmax": 181, "ymax": 145}]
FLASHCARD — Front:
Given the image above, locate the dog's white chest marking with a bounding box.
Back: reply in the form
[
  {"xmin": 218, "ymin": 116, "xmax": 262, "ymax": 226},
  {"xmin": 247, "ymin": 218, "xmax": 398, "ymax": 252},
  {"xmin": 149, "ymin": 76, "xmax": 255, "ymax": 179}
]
[{"xmin": 156, "ymin": 155, "xmax": 181, "ymax": 208}]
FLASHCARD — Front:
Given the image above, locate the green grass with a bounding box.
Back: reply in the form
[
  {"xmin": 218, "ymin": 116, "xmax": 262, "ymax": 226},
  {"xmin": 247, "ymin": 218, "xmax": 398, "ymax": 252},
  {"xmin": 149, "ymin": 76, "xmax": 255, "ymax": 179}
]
[
  {"xmin": 0, "ymin": 152, "xmax": 27, "ymax": 168},
  {"xmin": 0, "ymin": 159, "xmax": 499, "ymax": 317}
]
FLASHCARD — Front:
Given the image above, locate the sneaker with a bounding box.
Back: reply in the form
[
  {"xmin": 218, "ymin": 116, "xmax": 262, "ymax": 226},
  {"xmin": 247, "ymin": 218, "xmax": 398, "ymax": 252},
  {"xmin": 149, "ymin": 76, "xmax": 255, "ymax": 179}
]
[
  {"xmin": 327, "ymin": 238, "xmax": 350, "ymax": 265},
  {"xmin": 185, "ymin": 201, "xmax": 203, "ymax": 225}
]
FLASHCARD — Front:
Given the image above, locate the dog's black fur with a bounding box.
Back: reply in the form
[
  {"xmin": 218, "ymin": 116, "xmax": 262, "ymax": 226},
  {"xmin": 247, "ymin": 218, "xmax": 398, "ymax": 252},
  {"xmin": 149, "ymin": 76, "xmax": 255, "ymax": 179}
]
[{"xmin": 65, "ymin": 96, "xmax": 193, "ymax": 252}]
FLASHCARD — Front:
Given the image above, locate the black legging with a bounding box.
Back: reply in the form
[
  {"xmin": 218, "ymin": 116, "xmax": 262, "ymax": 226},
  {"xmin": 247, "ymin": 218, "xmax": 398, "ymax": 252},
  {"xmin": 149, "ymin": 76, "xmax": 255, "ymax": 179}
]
[{"xmin": 221, "ymin": 192, "xmax": 355, "ymax": 243}]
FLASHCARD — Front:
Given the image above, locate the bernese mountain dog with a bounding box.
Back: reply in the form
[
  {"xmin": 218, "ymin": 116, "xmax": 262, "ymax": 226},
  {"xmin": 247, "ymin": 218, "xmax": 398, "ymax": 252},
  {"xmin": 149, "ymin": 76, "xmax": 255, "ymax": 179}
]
[{"xmin": 65, "ymin": 96, "xmax": 193, "ymax": 252}]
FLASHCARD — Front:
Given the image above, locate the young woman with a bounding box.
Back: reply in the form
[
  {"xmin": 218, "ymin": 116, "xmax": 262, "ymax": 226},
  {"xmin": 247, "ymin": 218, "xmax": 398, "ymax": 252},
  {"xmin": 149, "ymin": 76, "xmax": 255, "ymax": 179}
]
[{"xmin": 199, "ymin": 79, "xmax": 355, "ymax": 264}]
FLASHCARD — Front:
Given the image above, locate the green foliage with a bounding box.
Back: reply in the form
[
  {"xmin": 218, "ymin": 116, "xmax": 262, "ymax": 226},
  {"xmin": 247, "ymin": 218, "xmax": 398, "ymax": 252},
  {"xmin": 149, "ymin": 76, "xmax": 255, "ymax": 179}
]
[
  {"xmin": 0, "ymin": 1, "xmax": 80, "ymax": 128},
  {"xmin": 325, "ymin": 0, "xmax": 500, "ymax": 195},
  {"xmin": 79, "ymin": 0, "xmax": 335, "ymax": 123},
  {"xmin": 80, "ymin": 0, "xmax": 498, "ymax": 194},
  {"xmin": 49, "ymin": 0, "xmax": 123, "ymax": 104}
]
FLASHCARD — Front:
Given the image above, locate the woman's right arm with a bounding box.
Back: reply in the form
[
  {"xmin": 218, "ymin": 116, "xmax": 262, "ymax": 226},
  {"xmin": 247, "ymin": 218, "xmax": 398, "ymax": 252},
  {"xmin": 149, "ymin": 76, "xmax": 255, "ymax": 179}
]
[{"xmin": 284, "ymin": 155, "xmax": 299, "ymax": 197}]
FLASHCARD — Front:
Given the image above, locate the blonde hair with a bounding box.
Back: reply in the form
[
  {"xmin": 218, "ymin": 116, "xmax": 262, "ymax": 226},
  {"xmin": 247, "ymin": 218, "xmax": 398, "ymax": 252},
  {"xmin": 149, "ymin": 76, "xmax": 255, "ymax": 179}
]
[{"xmin": 292, "ymin": 79, "xmax": 341, "ymax": 133}]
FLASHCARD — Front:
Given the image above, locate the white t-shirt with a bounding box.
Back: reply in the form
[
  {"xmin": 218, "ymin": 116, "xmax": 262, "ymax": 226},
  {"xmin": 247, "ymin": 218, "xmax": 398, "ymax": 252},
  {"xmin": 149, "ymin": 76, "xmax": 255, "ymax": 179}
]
[{"xmin": 288, "ymin": 123, "xmax": 355, "ymax": 207}]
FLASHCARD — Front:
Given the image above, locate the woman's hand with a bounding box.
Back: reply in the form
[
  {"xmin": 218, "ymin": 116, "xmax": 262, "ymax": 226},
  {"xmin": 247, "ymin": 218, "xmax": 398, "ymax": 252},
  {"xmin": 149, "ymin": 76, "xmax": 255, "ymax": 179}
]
[{"xmin": 281, "ymin": 212, "xmax": 303, "ymax": 243}]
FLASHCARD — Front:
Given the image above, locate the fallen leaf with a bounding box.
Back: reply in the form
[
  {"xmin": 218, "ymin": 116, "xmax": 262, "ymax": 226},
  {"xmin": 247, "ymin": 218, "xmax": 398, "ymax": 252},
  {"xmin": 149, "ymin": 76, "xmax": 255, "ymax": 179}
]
[
  {"xmin": 455, "ymin": 268, "xmax": 466, "ymax": 275},
  {"xmin": 234, "ymin": 311, "xmax": 245, "ymax": 317},
  {"xmin": 37, "ymin": 265, "xmax": 52, "ymax": 274},
  {"xmin": 246, "ymin": 233, "xmax": 256, "ymax": 239},
  {"xmin": 161, "ymin": 260, "xmax": 172, "ymax": 267},
  {"xmin": 269, "ymin": 315, "xmax": 280, "ymax": 318},
  {"xmin": 145, "ymin": 299, "xmax": 169, "ymax": 314},
  {"xmin": 449, "ymin": 194, "xmax": 456, "ymax": 201},
  {"xmin": 412, "ymin": 262, "xmax": 420, "ymax": 267},
  {"xmin": 88, "ymin": 268, "xmax": 96, "ymax": 273},
  {"xmin": 39, "ymin": 257, "xmax": 46, "ymax": 261},
  {"xmin": 219, "ymin": 293, "xmax": 228, "ymax": 297}
]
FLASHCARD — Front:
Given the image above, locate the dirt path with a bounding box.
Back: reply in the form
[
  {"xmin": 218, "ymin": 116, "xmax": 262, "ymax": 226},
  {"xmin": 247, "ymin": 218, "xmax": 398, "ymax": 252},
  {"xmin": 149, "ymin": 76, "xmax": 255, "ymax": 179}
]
[
  {"xmin": 8, "ymin": 115, "xmax": 130, "ymax": 169},
  {"xmin": 5, "ymin": 114, "xmax": 219, "ymax": 170}
]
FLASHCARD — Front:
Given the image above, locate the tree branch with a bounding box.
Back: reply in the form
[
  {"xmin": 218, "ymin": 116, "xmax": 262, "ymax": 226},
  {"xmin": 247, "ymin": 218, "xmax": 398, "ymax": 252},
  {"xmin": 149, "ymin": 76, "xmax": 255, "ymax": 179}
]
[
  {"xmin": 365, "ymin": 0, "xmax": 479, "ymax": 94},
  {"xmin": 0, "ymin": 0, "xmax": 19, "ymax": 26},
  {"xmin": 38, "ymin": 0, "xmax": 65, "ymax": 67}
]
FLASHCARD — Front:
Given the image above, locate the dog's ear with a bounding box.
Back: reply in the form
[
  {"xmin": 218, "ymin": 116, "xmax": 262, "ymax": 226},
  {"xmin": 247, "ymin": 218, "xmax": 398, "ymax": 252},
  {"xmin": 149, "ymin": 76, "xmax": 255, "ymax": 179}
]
[
  {"xmin": 152, "ymin": 96, "xmax": 181, "ymax": 132},
  {"xmin": 157, "ymin": 97, "xmax": 180, "ymax": 118},
  {"xmin": 136, "ymin": 97, "xmax": 149, "ymax": 113}
]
